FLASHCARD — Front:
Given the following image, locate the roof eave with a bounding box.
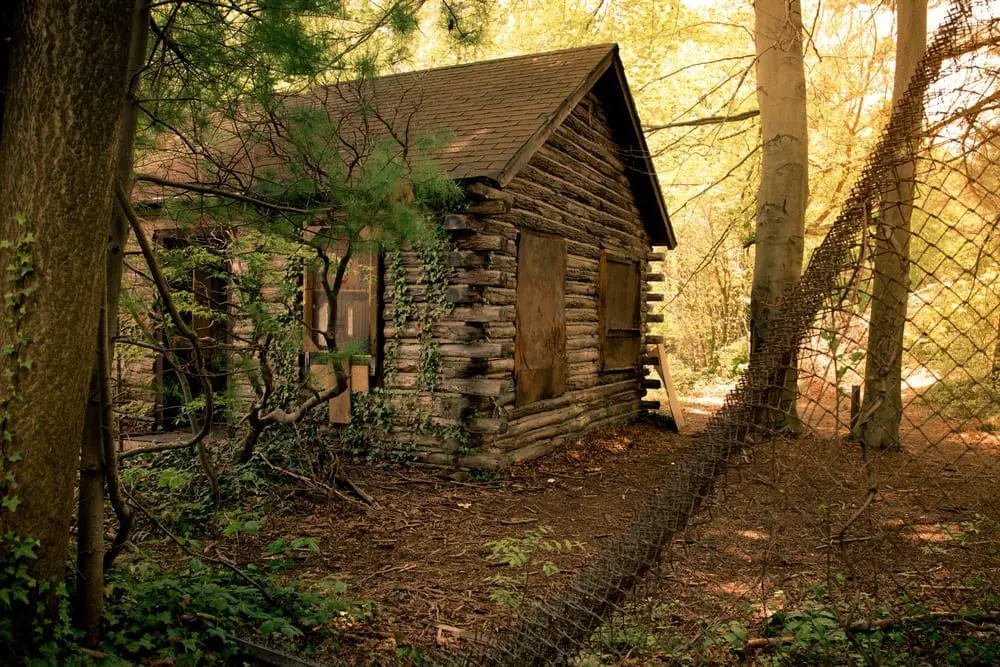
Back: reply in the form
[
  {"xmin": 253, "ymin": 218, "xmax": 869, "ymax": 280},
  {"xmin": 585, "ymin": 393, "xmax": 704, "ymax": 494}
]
[
  {"xmin": 606, "ymin": 53, "xmax": 676, "ymax": 249},
  {"xmin": 493, "ymin": 45, "xmax": 676, "ymax": 250},
  {"xmin": 494, "ymin": 45, "xmax": 618, "ymax": 188}
]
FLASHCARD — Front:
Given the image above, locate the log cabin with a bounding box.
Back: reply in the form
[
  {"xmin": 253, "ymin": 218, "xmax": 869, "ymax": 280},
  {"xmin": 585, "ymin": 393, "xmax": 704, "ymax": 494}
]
[{"xmin": 128, "ymin": 43, "xmax": 676, "ymax": 469}]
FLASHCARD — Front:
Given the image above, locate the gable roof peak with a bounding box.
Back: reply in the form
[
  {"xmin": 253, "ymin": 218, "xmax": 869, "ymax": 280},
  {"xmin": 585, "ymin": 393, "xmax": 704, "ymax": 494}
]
[{"xmin": 314, "ymin": 42, "xmax": 673, "ymax": 245}]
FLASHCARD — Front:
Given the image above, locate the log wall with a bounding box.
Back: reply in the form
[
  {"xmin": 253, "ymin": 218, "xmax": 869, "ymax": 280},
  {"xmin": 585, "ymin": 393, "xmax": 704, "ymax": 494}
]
[
  {"xmin": 119, "ymin": 88, "xmax": 659, "ymax": 467},
  {"xmin": 398, "ymin": 90, "xmax": 655, "ymax": 468}
]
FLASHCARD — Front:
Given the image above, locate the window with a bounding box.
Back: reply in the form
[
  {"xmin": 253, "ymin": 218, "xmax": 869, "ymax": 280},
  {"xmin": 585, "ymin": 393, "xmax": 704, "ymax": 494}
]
[
  {"xmin": 302, "ymin": 246, "xmax": 377, "ymax": 357},
  {"xmin": 153, "ymin": 233, "xmax": 230, "ymax": 429},
  {"xmin": 515, "ymin": 231, "xmax": 567, "ymax": 405},
  {"xmin": 599, "ymin": 251, "xmax": 641, "ymax": 370}
]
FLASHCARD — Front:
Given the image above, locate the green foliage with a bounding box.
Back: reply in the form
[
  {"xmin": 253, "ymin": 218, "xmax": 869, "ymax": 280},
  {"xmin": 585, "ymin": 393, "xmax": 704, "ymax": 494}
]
[
  {"xmin": 484, "ymin": 526, "xmax": 583, "ymax": 609},
  {"xmin": 120, "ymin": 453, "xmax": 217, "ymax": 539},
  {"xmin": 98, "ymin": 557, "xmax": 371, "ymax": 664},
  {"xmin": 329, "ymin": 219, "xmax": 467, "ymax": 463},
  {"xmin": 594, "ymin": 620, "xmax": 656, "ymax": 655},
  {"xmin": 752, "ymin": 603, "xmax": 1000, "ymax": 666},
  {"xmin": 337, "ymin": 389, "xmax": 398, "ymax": 460},
  {"xmin": 0, "ymin": 217, "xmax": 60, "ymax": 657}
]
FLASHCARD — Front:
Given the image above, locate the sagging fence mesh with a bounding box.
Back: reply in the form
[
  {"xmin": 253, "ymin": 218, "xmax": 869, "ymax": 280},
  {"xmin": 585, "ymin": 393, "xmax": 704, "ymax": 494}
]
[{"xmin": 459, "ymin": 1, "xmax": 1000, "ymax": 663}]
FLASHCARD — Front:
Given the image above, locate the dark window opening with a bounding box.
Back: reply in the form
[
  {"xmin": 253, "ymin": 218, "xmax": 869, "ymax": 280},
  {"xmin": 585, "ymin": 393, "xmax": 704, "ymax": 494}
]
[{"xmin": 154, "ymin": 233, "xmax": 230, "ymax": 430}]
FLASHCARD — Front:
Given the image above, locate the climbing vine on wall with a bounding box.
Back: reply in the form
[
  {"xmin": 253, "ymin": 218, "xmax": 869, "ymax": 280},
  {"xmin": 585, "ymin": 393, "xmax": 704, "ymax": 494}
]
[
  {"xmin": 341, "ymin": 217, "xmax": 469, "ymax": 461},
  {"xmin": 415, "ymin": 226, "xmax": 453, "ymax": 391}
]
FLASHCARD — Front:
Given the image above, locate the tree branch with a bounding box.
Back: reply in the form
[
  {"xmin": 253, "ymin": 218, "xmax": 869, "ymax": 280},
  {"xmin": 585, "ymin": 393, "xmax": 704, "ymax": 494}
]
[
  {"xmin": 644, "ymin": 108, "xmax": 760, "ymax": 132},
  {"xmin": 115, "ymin": 183, "xmax": 219, "ymax": 505},
  {"xmin": 134, "ymin": 173, "xmax": 329, "ymax": 216}
]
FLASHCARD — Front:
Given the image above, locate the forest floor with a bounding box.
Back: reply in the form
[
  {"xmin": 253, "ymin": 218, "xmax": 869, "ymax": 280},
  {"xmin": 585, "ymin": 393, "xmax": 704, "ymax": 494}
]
[
  {"xmin": 252, "ymin": 415, "xmax": 699, "ymax": 663},
  {"xmin": 202, "ymin": 387, "xmax": 1000, "ymax": 665}
]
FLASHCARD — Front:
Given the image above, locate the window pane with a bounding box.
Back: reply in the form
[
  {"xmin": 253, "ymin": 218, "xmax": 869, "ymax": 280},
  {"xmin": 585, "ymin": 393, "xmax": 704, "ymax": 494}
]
[{"xmin": 310, "ymin": 250, "xmax": 373, "ymax": 353}]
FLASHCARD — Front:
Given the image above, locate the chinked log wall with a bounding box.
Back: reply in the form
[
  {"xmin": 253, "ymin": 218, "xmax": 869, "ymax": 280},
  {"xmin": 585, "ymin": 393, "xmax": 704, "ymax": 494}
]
[{"xmin": 386, "ymin": 90, "xmax": 654, "ymax": 469}]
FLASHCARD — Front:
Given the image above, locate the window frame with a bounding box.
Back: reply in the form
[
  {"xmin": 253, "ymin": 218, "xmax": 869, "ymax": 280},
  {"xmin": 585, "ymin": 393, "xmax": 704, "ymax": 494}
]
[{"xmin": 300, "ymin": 236, "xmax": 380, "ymax": 372}]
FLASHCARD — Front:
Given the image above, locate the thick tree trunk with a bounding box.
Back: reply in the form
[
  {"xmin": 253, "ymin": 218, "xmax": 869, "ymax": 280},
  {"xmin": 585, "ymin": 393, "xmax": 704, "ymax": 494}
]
[
  {"xmin": 0, "ymin": 0, "xmax": 132, "ymax": 629},
  {"xmin": 75, "ymin": 0, "xmax": 150, "ymax": 643},
  {"xmin": 750, "ymin": 0, "xmax": 808, "ymax": 432},
  {"xmin": 0, "ymin": 5, "xmax": 11, "ymax": 130},
  {"xmin": 859, "ymin": 0, "xmax": 927, "ymax": 451}
]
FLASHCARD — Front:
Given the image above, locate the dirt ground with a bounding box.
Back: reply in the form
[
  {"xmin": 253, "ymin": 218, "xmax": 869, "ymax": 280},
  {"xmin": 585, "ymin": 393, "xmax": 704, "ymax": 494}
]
[
  {"xmin": 243, "ymin": 395, "xmax": 1000, "ymax": 664},
  {"xmin": 252, "ymin": 416, "xmax": 693, "ymax": 662}
]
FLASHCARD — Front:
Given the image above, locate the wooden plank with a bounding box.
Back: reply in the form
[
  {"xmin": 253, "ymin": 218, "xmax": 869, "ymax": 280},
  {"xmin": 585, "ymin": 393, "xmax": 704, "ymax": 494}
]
[
  {"xmin": 442, "ymin": 214, "xmax": 480, "ymax": 233},
  {"xmin": 466, "ymin": 199, "xmax": 510, "ymax": 215},
  {"xmin": 515, "ymin": 230, "xmax": 567, "ymax": 406},
  {"xmin": 597, "ymin": 250, "xmax": 607, "ymax": 370},
  {"xmin": 301, "ymin": 261, "xmax": 319, "ymax": 353},
  {"xmin": 329, "ymin": 378, "xmax": 351, "ymax": 424},
  {"xmin": 464, "ymin": 180, "xmax": 515, "ymax": 204},
  {"xmin": 654, "ymin": 343, "xmax": 686, "ymax": 431},
  {"xmin": 602, "ymin": 255, "xmax": 641, "ymax": 370},
  {"xmin": 351, "ymin": 362, "xmax": 369, "ymax": 393}
]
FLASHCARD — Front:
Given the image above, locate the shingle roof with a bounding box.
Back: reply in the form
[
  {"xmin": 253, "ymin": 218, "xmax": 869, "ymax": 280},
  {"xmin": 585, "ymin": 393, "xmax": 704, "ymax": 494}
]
[
  {"xmin": 138, "ymin": 44, "xmax": 674, "ymax": 246},
  {"xmin": 309, "ymin": 44, "xmax": 616, "ymax": 183}
]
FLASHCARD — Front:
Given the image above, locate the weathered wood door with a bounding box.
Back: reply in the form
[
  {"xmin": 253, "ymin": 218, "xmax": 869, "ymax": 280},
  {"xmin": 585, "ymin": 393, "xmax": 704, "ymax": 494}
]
[{"xmin": 515, "ymin": 230, "xmax": 567, "ymax": 405}]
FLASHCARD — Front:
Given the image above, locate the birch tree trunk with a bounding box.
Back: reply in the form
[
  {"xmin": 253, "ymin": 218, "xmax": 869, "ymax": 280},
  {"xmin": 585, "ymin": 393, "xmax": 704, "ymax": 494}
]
[
  {"xmin": 859, "ymin": 0, "xmax": 927, "ymax": 451},
  {"xmin": 0, "ymin": 0, "xmax": 132, "ymax": 631},
  {"xmin": 751, "ymin": 0, "xmax": 808, "ymax": 431}
]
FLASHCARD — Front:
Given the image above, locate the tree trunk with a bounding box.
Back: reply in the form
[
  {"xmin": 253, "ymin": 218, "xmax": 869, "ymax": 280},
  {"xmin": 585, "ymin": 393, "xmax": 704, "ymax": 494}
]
[
  {"xmin": 75, "ymin": 0, "xmax": 150, "ymax": 643},
  {"xmin": 0, "ymin": 5, "xmax": 11, "ymax": 130},
  {"xmin": 993, "ymin": 314, "xmax": 1000, "ymax": 386},
  {"xmin": 76, "ymin": 304, "xmax": 110, "ymax": 645},
  {"xmin": 859, "ymin": 0, "xmax": 927, "ymax": 451},
  {"xmin": 750, "ymin": 0, "xmax": 809, "ymax": 432},
  {"xmin": 0, "ymin": 0, "xmax": 132, "ymax": 632}
]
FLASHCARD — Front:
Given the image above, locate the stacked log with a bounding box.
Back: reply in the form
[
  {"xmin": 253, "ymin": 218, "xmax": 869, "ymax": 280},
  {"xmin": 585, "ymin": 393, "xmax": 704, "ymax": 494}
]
[{"xmin": 392, "ymin": 90, "xmax": 661, "ymax": 468}]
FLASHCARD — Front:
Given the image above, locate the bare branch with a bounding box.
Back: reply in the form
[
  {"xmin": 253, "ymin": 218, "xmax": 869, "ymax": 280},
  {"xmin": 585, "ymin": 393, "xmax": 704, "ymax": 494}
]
[
  {"xmin": 644, "ymin": 108, "xmax": 760, "ymax": 132},
  {"xmin": 134, "ymin": 173, "xmax": 328, "ymax": 215}
]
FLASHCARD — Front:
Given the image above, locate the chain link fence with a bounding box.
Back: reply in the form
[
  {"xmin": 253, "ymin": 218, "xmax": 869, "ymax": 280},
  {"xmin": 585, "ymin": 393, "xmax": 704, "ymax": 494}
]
[{"xmin": 460, "ymin": 1, "xmax": 1000, "ymax": 663}]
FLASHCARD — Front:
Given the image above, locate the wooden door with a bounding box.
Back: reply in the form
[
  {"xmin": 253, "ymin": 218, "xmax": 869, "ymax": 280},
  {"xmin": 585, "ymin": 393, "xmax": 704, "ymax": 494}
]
[{"xmin": 515, "ymin": 231, "xmax": 567, "ymax": 405}]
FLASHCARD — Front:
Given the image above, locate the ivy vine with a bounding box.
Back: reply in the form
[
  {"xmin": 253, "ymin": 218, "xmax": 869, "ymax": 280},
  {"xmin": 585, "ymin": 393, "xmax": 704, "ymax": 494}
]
[
  {"xmin": 0, "ymin": 216, "xmax": 63, "ymax": 651},
  {"xmin": 342, "ymin": 219, "xmax": 470, "ymax": 461}
]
